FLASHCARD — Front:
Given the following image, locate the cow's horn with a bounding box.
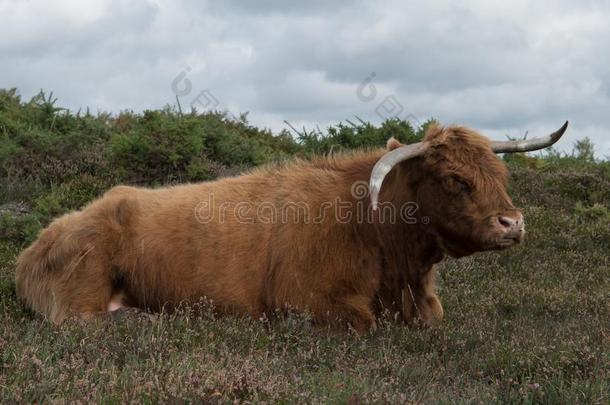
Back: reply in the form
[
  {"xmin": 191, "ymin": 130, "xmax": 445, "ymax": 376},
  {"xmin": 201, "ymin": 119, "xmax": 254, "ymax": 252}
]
[
  {"xmin": 369, "ymin": 142, "xmax": 429, "ymax": 210},
  {"xmin": 491, "ymin": 121, "xmax": 569, "ymax": 153}
]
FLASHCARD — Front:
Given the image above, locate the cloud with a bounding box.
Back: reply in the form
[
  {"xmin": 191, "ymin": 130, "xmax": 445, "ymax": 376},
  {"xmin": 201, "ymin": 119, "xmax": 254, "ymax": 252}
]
[{"xmin": 1, "ymin": 0, "xmax": 609, "ymax": 156}]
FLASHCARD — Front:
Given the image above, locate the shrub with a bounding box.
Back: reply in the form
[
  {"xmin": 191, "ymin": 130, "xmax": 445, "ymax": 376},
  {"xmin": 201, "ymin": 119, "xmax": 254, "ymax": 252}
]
[
  {"xmin": 296, "ymin": 117, "xmax": 431, "ymax": 155},
  {"xmin": 0, "ymin": 213, "xmax": 41, "ymax": 247},
  {"xmin": 575, "ymin": 202, "xmax": 610, "ymax": 224}
]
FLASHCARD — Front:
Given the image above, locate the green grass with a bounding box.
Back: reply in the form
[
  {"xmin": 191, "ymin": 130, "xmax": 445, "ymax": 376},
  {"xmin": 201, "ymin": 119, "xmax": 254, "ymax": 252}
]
[{"xmin": 1, "ymin": 166, "xmax": 609, "ymax": 403}]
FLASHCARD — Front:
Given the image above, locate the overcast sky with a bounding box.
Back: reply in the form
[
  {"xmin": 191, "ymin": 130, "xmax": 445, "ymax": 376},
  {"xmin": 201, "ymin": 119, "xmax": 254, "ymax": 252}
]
[{"xmin": 1, "ymin": 0, "xmax": 609, "ymax": 156}]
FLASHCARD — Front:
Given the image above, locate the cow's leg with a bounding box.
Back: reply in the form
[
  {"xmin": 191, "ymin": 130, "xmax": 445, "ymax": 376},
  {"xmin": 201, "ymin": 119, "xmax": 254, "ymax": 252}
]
[
  {"xmin": 107, "ymin": 307, "xmax": 158, "ymax": 322},
  {"xmin": 16, "ymin": 191, "xmax": 143, "ymax": 323},
  {"xmin": 314, "ymin": 293, "xmax": 376, "ymax": 334},
  {"xmin": 402, "ymin": 268, "xmax": 444, "ymax": 327},
  {"xmin": 108, "ymin": 291, "xmax": 127, "ymax": 311},
  {"xmin": 15, "ymin": 217, "xmax": 119, "ymax": 323},
  {"xmin": 88, "ymin": 290, "xmax": 157, "ymax": 322},
  {"xmin": 53, "ymin": 250, "xmax": 117, "ymax": 322}
]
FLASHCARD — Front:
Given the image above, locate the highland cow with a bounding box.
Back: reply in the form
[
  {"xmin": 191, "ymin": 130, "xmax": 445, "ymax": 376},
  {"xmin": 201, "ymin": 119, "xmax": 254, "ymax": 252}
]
[{"xmin": 15, "ymin": 122, "xmax": 568, "ymax": 332}]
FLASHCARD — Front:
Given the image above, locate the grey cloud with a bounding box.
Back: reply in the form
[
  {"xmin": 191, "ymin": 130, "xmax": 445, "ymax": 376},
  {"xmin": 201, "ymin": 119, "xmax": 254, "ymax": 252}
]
[
  {"xmin": 0, "ymin": 0, "xmax": 608, "ymax": 156},
  {"xmin": 205, "ymin": 0, "xmax": 359, "ymax": 16}
]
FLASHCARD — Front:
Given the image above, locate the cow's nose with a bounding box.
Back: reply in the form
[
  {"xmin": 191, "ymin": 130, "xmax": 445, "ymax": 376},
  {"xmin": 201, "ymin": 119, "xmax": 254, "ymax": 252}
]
[{"xmin": 497, "ymin": 212, "xmax": 525, "ymax": 236}]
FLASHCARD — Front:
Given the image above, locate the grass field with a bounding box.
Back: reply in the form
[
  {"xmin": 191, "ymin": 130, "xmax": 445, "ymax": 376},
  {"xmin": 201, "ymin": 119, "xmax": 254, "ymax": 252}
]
[
  {"xmin": 1, "ymin": 164, "xmax": 608, "ymax": 403},
  {"xmin": 0, "ymin": 91, "xmax": 609, "ymax": 403}
]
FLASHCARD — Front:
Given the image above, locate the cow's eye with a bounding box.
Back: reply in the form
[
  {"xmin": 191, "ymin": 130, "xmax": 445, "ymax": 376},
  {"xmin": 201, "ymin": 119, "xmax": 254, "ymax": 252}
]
[{"xmin": 453, "ymin": 177, "xmax": 472, "ymax": 193}]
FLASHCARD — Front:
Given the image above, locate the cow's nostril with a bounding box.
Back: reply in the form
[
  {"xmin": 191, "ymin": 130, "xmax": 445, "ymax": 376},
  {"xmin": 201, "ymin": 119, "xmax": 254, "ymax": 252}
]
[{"xmin": 498, "ymin": 216, "xmax": 513, "ymax": 229}]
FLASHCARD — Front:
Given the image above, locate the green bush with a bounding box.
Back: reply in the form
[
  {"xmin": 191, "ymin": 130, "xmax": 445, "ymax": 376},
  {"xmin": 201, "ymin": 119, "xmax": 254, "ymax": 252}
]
[
  {"xmin": 575, "ymin": 202, "xmax": 610, "ymax": 224},
  {"xmin": 0, "ymin": 213, "xmax": 41, "ymax": 247},
  {"xmin": 296, "ymin": 117, "xmax": 432, "ymax": 155}
]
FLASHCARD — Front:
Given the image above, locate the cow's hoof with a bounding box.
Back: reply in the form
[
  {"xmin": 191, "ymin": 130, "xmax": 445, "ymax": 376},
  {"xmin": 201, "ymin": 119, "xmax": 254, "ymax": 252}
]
[
  {"xmin": 419, "ymin": 295, "xmax": 444, "ymax": 327},
  {"xmin": 109, "ymin": 307, "xmax": 157, "ymax": 322}
]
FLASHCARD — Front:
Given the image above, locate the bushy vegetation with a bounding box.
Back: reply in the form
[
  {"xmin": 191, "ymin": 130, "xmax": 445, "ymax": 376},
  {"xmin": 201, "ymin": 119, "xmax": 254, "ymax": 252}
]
[{"xmin": 1, "ymin": 89, "xmax": 609, "ymax": 403}]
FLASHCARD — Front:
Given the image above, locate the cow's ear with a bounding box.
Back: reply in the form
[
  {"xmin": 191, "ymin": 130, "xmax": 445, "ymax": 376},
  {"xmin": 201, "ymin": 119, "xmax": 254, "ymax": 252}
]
[{"xmin": 386, "ymin": 137, "xmax": 404, "ymax": 151}]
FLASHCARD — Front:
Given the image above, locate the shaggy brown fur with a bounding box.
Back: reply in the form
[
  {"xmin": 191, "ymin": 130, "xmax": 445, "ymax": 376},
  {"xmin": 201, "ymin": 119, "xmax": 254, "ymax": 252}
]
[{"xmin": 15, "ymin": 124, "xmax": 524, "ymax": 332}]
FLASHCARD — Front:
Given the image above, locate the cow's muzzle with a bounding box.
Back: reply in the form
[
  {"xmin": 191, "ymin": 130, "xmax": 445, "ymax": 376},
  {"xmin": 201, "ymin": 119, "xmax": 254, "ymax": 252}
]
[{"xmin": 494, "ymin": 211, "xmax": 525, "ymax": 247}]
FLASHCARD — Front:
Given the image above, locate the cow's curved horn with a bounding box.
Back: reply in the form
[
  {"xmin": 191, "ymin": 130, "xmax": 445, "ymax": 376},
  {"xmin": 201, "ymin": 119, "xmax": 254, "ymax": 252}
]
[
  {"xmin": 369, "ymin": 142, "xmax": 429, "ymax": 210},
  {"xmin": 491, "ymin": 121, "xmax": 569, "ymax": 153}
]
